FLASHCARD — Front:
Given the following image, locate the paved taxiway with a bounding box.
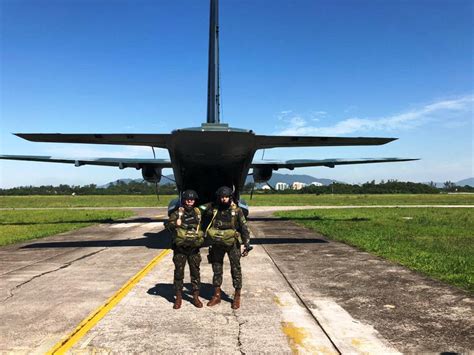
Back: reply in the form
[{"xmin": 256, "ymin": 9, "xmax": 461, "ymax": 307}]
[{"xmin": 0, "ymin": 207, "xmax": 472, "ymax": 353}]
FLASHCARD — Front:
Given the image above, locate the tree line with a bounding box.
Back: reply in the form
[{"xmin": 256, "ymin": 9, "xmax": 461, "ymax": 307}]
[
  {"xmin": 1, "ymin": 179, "xmax": 472, "ymax": 195},
  {"xmin": 0, "ymin": 181, "xmax": 177, "ymax": 195},
  {"xmin": 242, "ymin": 180, "xmax": 474, "ymax": 194}
]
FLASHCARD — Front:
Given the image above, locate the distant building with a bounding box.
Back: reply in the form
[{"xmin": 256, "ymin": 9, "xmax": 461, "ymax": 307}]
[
  {"xmin": 311, "ymin": 182, "xmax": 323, "ymax": 187},
  {"xmin": 292, "ymin": 182, "xmax": 307, "ymax": 190},
  {"xmin": 275, "ymin": 182, "xmax": 289, "ymax": 190},
  {"xmin": 261, "ymin": 185, "xmax": 271, "ymax": 190}
]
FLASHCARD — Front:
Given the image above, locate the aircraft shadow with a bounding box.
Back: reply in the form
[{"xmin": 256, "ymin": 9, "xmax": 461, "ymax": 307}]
[
  {"xmin": 4, "ymin": 217, "xmax": 167, "ymax": 226},
  {"xmin": 21, "ymin": 230, "xmax": 172, "ymax": 249},
  {"xmin": 19, "ymin": 219, "xmax": 339, "ymax": 250},
  {"xmin": 147, "ymin": 282, "xmax": 232, "ymax": 304}
]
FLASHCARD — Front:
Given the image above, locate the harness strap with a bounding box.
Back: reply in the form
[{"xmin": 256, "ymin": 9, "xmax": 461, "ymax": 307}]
[
  {"xmin": 205, "ymin": 209, "xmax": 218, "ymax": 235},
  {"xmin": 194, "ymin": 207, "xmax": 202, "ymax": 233},
  {"xmin": 231, "ymin": 204, "xmax": 238, "ymax": 229}
]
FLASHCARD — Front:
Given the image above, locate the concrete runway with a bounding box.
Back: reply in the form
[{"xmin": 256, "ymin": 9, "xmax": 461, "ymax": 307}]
[{"xmin": 0, "ymin": 207, "xmax": 472, "ymax": 354}]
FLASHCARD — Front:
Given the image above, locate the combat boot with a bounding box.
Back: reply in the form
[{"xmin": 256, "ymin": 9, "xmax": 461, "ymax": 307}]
[
  {"xmin": 231, "ymin": 289, "xmax": 241, "ymax": 309},
  {"xmin": 192, "ymin": 290, "xmax": 203, "ymax": 308},
  {"xmin": 207, "ymin": 287, "xmax": 221, "ymax": 306},
  {"xmin": 173, "ymin": 290, "xmax": 182, "ymax": 309}
]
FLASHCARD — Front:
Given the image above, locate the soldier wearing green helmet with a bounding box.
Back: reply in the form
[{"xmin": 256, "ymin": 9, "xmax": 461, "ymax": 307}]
[
  {"xmin": 200, "ymin": 186, "xmax": 251, "ymax": 309},
  {"xmin": 165, "ymin": 189, "xmax": 204, "ymax": 309}
]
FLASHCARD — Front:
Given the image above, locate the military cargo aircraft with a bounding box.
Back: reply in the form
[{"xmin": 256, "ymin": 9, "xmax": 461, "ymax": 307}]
[{"xmin": 0, "ymin": 0, "xmax": 417, "ymax": 214}]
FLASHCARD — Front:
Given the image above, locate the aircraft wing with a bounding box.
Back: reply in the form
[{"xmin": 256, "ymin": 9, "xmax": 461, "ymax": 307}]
[
  {"xmin": 15, "ymin": 133, "xmax": 397, "ymax": 149},
  {"xmin": 251, "ymin": 158, "xmax": 419, "ymax": 169},
  {"xmin": 254, "ymin": 135, "xmax": 396, "ymax": 148},
  {"xmin": 14, "ymin": 133, "xmax": 172, "ymax": 148},
  {"xmin": 0, "ymin": 155, "xmax": 172, "ymax": 169}
]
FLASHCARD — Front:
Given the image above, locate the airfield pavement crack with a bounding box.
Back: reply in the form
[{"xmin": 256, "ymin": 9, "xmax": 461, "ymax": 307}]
[
  {"xmin": 1, "ymin": 247, "xmax": 108, "ymax": 303},
  {"xmin": 233, "ymin": 308, "xmax": 247, "ymax": 355},
  {"xmin": 0, "ymin": 247, "xmax": 93, "ymax": 277}
]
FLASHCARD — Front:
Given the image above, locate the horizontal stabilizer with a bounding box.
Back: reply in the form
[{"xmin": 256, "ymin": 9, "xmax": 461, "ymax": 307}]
[
  {"xmin": 15, "ymin": 133, "xmax": 172, "ymax": 148},
  {"xmin": 0, "ymin": 155, "xmax": 172, "ymax": 169},
  {"xmin": 251, "ymin": 157, "xmax": 419, "ymax": 169},
  {"xmin": 255, "ymin": 135, "xmax": 397, "ymax": 148}
]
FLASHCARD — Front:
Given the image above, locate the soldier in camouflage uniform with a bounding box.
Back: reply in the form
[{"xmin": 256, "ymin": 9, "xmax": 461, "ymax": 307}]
[
  {"xmin": 201, "ymin": 186, "xmax": 251, "ymax": 309},
  {"xmin": 165, "ymin": 190, "xmax": 203, "ymax": 309}
]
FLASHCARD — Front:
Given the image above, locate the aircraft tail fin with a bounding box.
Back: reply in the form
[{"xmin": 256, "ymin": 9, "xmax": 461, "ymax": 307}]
[{"xmin": 206, "ymin": 0, "xmax": 220, "ymax": 124}]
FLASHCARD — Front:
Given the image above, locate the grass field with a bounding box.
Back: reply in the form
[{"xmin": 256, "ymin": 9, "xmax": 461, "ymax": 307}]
[
  {"xmin": 1, "ymin": 193, "xmax": 473, "ymax": 208},
  {"xmin": 276, "ymin": 208, "xmax": 474, "ymax": 292},
  {"xmin": 0, "ymin": 209, "xmax": 133, "ymax": 246}
]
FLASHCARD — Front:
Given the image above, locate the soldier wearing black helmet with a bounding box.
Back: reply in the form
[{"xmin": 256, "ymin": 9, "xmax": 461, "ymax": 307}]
[
  {"xmin": 165, "ymin": 189, "xmax": 204, "ymax": 309},
  {"xmin": 200, "ymin": 186, "xmax": 251, "ymax": 309}
]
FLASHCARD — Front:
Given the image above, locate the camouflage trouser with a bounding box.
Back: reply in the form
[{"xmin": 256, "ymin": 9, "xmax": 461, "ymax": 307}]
[
  {"xmin": 173, "ymin": 246, "xmax": 201, "ymax": 292},
  {"xmin": 209, "ymin": 243, "xmax": 242, "ymax": 290}
]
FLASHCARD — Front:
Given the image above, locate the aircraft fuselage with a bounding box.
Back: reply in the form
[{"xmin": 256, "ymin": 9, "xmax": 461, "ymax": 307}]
[{"xmin": 168, "ymin": 125, "xmax": 256, "ymax": 202}]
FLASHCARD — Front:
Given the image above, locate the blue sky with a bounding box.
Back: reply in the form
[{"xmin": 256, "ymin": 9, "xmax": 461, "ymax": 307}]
[{"xmin": 1, "ymin": 0, "xmax": 472, "ymax": 188}]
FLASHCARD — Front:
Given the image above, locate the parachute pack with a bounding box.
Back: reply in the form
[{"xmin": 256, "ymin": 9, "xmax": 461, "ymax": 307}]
[
  {"xmin": 206, "ymin": 204, "xmax": 242, "ymax": 247},
  {"xmin": 173, "ymin": 207, "xmax": 204, "ymax": 248}
]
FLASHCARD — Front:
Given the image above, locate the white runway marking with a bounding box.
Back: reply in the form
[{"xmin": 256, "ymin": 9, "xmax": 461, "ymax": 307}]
[
  {"xmin": 308, "ymin": 299, "xmax": 401, "ymax": 354},
  {"xmin": 275, "ymin": 292, "xmax": 338, "ymax": 354},
  {"xmin": 110, "ymin": 222, "xmax": 164, "ymax": 229},
  {"xmin": 110, "ymin": 223, "xmax": 143, "ymax": 229}
]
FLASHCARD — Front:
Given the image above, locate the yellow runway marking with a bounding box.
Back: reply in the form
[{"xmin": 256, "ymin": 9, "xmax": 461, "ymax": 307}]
[{"xmin": 47, "ymin": 249, "xmax": 171, "ymax": 354}]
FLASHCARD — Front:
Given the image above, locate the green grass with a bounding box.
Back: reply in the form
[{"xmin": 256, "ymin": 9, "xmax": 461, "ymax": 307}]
[
  {"xmin": 1, "ymin": 193, "xmax": 473, "ymax": 208},
  {"xmin": 0, "ymin": 209, "xmax": 134, "ymax": 246},
  {"xmin": 0, "ymin": 195, "xmax": 172, "ymax": 208},
  {"xmin": 243, "ymin": 193, "xmax": 474, "ymax": 206},
  {"xmin": 275, "ymin": 208, "xmax": 474, "ymax": 292}
]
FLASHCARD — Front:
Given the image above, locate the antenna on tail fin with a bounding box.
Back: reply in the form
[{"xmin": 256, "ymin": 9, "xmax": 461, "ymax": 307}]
[{"xmin": 206, "ymin": 0, "xmax": 220, "ymax": 124}]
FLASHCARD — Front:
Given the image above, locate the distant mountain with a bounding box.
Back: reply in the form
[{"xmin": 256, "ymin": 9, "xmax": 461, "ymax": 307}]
[
  {"xmin": 100, "ymin": 173, "xmax": 339, "ymax": 189},
  {"xmin": 99, "ymin": 175, "xmax": 474, "ymax": 190},
  {"xmin": 99, "ymin": 179, "xmax": 135, "ymax": 188},
  {"xmin": 422, "ymin": 178, "xmax": 474, "ymax": 188},
  {"xmin": 246, "ymin": 172, "xmax": 341, "ymax": 186},
  {"xmin": 456, "ymin": 178, "xmax": 474, "ymax": 187},
  {"xmin": 99, "ymin": 175, "xmax": 175, "ymax": 188}
]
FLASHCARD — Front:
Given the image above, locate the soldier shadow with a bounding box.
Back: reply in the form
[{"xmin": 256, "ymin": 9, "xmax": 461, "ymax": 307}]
[{"xmin": 147, "ymin": 282, "xmax": 232, "ymax": 304}]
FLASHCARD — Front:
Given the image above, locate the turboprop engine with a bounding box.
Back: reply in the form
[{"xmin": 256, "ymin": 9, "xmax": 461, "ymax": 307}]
[
  {"xmin": 252, "ymin": 166, "xmax": 273, "ymax": 183},
  {"xmin": 141, "ymin": 166, "xmax": 162, "ymax": 183}
]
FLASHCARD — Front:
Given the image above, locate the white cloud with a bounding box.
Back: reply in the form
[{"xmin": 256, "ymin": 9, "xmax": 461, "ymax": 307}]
[{"xmin": 276, "ymin": 95, "xmax": 473, "ymax": 136}]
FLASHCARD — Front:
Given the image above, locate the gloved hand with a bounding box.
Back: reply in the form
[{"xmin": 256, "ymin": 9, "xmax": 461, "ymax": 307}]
[{"xmin": 241, "ymin": 243, "xmax": 253, "ymax": 257}]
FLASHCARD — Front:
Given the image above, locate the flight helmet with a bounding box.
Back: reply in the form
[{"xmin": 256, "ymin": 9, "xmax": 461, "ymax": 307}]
[
  {"xmin": 182, "ymin": 189, "xmax": 199, "ymax": 200},
  {"xmin": 216, "ymin": 186, "xmax": 233, "ymax": 198}
]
